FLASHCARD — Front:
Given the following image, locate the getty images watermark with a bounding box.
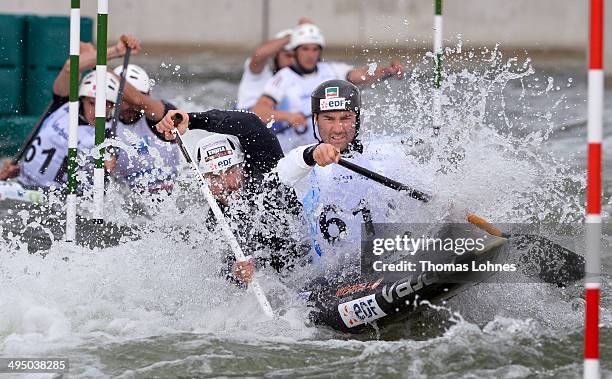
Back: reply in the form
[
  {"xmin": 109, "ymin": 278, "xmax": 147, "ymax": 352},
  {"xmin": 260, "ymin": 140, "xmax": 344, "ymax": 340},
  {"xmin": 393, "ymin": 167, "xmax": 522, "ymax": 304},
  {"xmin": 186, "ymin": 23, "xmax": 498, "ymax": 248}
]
[
  {"xmin": 360, "ymin": 223, "xmax": 584, "ymax": 284},
  {"xmin": 369, "ymin": 231, "xmax": 516, "ymax": 273}
]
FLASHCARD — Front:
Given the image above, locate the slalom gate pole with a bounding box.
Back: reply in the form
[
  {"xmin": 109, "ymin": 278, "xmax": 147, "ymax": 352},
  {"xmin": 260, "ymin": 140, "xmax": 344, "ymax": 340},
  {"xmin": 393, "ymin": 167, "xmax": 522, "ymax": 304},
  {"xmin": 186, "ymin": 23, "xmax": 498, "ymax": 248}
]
[
  {"xmin": 66, "ymin": 0, "xmax": 80, "ymax": 241},
  {"xmin": 433, "ymin": 0, "xmax": 443, "ymax": 136},
  {"xmin": 584, "ymin": 0, "xmax": 603, "ymax": 378},
  {"xmin": 93, "ymin": 0, "xmax": 108, "ymax": 224}
]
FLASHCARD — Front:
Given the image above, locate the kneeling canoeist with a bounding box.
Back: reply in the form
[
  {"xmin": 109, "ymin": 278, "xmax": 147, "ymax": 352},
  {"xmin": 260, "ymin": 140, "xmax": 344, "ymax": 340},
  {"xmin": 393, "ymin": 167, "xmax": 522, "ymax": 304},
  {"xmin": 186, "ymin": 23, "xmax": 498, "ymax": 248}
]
[
  {"xmin": 107, "ymin": 63, "xmax": 180, "ymax": 193},
  {"xmin": 251, "ymin": 23, "xmax": 405, "ymax": 152},
  {"xmin": 155, "ymin": 109, "xmax": 308, "ymax": 283},
  {"xmin": 275, "ymin": 79, "xmax": 404, "ymax": 262},
  {"xmin": 0, "ymin": 35, "xmax": 141, "ymax": 192}
]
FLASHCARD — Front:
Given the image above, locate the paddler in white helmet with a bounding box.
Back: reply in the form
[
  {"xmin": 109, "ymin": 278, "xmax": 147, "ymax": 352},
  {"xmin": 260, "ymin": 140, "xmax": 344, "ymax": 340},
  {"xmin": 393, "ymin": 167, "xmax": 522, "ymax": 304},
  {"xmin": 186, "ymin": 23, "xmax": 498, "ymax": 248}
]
[
  {"xmin": 251, "ymin": 22, "xmax": 406, "ymax": 152},
  {"xmin": 107, "ymin": 63, "xmax": 180, "ymax": 193},
  {"xmin": 193, "ymin": 133, "xmax": 246, "ymax": 206},
  {"xmin": 236, "ymin": 18, "xmax": 314, "ymax": 111},
  {"xmin": 155, "ymin": 109, "xmax": 308, "ymax": 283},
  {"xmin": 0, "ymin": 35, "xmax": 141, "ymax": 190},
  {"xmin": 156, "ymin": 109, "xmax": 287, "ymax": 205}
]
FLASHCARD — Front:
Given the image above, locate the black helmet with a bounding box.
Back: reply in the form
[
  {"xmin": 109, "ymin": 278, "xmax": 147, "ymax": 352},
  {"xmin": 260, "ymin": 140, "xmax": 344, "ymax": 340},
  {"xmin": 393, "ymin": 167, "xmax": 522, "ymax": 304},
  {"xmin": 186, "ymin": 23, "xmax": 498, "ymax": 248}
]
[
  {"xmin": 311, "ymin": 79, "xmax": 361, "ymax": 115},
  {"xmin": 311, "ymin": 80, "xmax": 363, "ymax": 153}
]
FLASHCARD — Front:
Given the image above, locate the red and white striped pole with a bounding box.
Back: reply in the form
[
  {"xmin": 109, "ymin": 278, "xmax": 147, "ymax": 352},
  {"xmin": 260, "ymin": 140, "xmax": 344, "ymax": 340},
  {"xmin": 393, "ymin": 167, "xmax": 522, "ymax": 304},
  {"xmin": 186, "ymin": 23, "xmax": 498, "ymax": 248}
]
[{"xmin": 584, "ymin": 0, "xmax": 603, "ymax": 378}]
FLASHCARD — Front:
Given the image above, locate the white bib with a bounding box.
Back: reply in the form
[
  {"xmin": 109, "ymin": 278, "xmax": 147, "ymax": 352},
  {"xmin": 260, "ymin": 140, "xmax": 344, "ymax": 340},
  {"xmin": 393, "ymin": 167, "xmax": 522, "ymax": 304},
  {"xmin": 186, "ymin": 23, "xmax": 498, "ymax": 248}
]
[
  {"xmin": 113, "ymin": 117, "xmax": 180, "ymax": 188},
  {"xmin": 236, "ymin": 59, "xmax": 273, "ymax": 110},
  {"xmin": 300, "ymin": 154, "xmax": 395, "ymax": 259},
  {"xmin": 19, "ymin": 103, "xmax": 98, "ymax": 188}
]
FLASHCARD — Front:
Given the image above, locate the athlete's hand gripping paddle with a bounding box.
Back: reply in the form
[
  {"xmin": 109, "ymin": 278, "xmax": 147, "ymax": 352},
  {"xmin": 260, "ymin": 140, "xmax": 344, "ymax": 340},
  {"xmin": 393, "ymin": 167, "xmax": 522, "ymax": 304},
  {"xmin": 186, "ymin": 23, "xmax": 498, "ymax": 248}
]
[{"xmin": 170, "ymin": 113, "xmax": 275, "ymax": 318}]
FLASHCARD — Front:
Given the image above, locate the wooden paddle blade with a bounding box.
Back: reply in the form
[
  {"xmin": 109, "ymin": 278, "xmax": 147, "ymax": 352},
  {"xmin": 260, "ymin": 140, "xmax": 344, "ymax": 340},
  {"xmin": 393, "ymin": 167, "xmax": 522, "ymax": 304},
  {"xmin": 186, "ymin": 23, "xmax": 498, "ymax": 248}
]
[
  {"xmin": 467, "ymin": 214, "xmax": 505, "ymax": 237},
  {"xmin": 512, "ymin": 234, "xmax": 585, "ymax": 286}
]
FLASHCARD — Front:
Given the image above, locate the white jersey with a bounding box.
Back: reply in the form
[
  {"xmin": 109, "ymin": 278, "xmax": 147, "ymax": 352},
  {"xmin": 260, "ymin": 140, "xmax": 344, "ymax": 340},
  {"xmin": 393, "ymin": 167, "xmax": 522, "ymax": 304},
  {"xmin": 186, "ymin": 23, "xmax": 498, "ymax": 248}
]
[
  {"xmin": 276, "ymin": 144, "xmax": 396, "ymax": 261},
  {"xmin": 114, "ymin": 116, "xmax": 180, "ymax": 190},
  {"xmin": 262, "ymin": 61, "xmax": 353, "ymax": 151},
  {"xmin": 18, "ymin": 102, "xmax": 100, "ymax": 189},
  {"xmin": 236, "ymin": 58, "xmax": 273, "ymax": 110}
]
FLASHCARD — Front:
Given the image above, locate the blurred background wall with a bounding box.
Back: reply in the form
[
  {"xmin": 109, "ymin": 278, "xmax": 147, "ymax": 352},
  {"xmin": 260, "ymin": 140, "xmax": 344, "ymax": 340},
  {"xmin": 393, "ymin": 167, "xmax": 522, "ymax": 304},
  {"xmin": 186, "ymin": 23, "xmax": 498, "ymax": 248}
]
[{"xmin": 2, "ymin": 0, "xmax": 611, "ymax": 72}]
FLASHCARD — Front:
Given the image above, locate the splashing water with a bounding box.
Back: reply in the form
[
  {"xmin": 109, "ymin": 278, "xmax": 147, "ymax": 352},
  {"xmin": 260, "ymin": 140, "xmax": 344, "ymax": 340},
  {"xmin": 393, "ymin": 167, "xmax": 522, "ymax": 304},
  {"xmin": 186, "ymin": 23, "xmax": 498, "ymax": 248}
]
[{"xmin": 0, "ymin": 43, "xmax": 610, "ymax": 377}]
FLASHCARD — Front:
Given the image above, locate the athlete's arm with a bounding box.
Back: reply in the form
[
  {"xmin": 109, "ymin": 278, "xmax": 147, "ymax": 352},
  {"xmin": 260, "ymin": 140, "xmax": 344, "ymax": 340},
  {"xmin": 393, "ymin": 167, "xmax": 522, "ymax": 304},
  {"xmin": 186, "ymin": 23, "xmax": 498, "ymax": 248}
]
[
  {"xmin": 188, "ymin": 109, "xmax": 284, "ymax": 174},
  {"xmin": 146, "ymin": 101, "xmax": 177, "ymax": 142},
  {"xmin": 122, "ymin": 82, "xmax": 166, "ymax": 122},
  {"xmin": 0, "ymin": 160, "xmax": 20, "ymax": 180},
  {"xmin": 53, "ymin": 35, "xmax": 141, "ymax": 98},
  {"xmin": 52, "ymin": 42, "xmax": 96, "ymax": 97},
  {"xmin": 346, "ymin": 59, "xmax": 405, "ymax": 85},
  {"xmin": 251, "ymin": 96, "xmax": 307, "ymax": 127},
  {"xmin": 249, "ymin": 35, "xmax": 291, "ymax": 74},
  {"xmin": 276, "ymin": 144, "xmax": 317, "ymax": 186}
]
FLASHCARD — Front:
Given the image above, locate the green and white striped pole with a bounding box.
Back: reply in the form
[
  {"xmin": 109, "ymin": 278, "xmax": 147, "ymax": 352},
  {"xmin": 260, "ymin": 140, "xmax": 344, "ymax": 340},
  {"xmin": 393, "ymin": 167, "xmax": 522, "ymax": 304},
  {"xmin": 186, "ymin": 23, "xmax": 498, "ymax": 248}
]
[
  {"xmin": 433, "ymin": 0, "xmax": 443, "ymax": 135},
  {"xmin": 93, "ymin": 0, "xmax": 108, "ymax": 224},
  {"xmin": 66, "ymin": 0, "xmax": 80, "ymax": 241}
]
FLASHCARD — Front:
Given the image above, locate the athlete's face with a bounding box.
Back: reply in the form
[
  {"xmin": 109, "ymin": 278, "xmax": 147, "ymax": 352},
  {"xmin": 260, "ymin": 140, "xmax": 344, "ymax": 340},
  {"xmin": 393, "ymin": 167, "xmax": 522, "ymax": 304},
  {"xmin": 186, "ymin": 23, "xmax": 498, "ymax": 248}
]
[
  {"xmin": 119, "ymin": 96, "xmax": 146, "ymax": 124},
  {"xmin": 295, "ymin": 44, "xmax": 321, "ymax": 71},
  {"xmin": 316, "ymin": 111, "xmax": 357, "ymax": 151},
  {"xmin": 204, "ymin": 165, "xmax": 244, "ymax": 206},
  {"xmin": 274, "ymin": 50, "xmax": 294, "ymax": 70},
  {"xmin": 81, "ymin": 97, "xmax": 114, "ymax": 126}
]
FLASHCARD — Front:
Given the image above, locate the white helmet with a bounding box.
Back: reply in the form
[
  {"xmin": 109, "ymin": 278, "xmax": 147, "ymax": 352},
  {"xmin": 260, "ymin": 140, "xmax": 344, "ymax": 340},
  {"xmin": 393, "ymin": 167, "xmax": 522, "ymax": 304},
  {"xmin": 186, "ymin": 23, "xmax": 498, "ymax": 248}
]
[
  {"xmin": 78, "ymin": 71, "xmax": 120, "ymax": 103},
  {"xmin": 289, "ymin": 24, "xmax": 325, "ymax": 50},
  {"xmin": 195, "ymin": 134, "xmax": 245, "ymax": 174},
  {"xmin": 113, "ymin": 64, "xmax": 152, "ymax": 93},
  {"xmin": 274, "ymin": 28, "xmax": 294, "ymax": 51}
]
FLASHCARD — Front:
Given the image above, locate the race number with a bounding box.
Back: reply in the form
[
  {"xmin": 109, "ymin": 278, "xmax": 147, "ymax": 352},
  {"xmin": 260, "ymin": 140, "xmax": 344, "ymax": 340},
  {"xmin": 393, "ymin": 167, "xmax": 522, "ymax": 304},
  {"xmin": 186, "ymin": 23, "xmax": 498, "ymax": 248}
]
[
  {"xmin": 24, "ymin": 136, "xmax": 69, "ymax": 183},
  {"xmin": 317, "ymin": 199, "xmax": 375, "ymax": 243}
]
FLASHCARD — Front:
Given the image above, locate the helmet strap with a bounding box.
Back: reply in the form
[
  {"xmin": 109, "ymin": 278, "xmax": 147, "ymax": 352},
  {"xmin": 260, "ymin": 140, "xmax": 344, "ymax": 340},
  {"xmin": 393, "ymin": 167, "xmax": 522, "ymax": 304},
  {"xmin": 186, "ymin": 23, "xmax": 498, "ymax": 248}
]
[{"xmin": 312, "ymin": 114, "xmax": 322, "ymax": 143}]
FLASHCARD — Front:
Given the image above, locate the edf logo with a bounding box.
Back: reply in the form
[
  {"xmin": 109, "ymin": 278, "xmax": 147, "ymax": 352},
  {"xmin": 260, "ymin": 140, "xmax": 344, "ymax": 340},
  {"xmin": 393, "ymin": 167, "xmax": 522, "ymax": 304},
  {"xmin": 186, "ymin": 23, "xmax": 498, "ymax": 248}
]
[{"xmin": 319, "ymin": 97, "xmax": 346, "ymax": 111}]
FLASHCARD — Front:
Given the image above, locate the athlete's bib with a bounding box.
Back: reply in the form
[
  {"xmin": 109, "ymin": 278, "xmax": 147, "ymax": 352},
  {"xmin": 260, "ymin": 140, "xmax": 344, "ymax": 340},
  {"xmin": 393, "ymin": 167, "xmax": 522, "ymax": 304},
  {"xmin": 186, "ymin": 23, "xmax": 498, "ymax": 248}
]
[
  {"xmin": 18, "ymin": 103, "xmax": 99, "ymax": 189},
  {"xmin": 301, "ymin": 155, "xmax": 395, "ymax": 260},
  {"xmin": 113, "ymin": 117, "xmax": 180, "ymax": 190}
]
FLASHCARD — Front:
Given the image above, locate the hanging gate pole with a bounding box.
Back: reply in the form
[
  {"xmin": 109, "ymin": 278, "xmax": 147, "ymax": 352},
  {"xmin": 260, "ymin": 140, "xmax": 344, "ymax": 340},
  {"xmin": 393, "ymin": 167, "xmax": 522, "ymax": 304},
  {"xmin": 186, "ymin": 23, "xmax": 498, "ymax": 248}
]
[
  {"xmin": 584, "ymin": 0, "xmax": 603, "ymax": 378},
  {"xmin": 66, "ymin": 0, "xmax": 80, "ymax": 241}
]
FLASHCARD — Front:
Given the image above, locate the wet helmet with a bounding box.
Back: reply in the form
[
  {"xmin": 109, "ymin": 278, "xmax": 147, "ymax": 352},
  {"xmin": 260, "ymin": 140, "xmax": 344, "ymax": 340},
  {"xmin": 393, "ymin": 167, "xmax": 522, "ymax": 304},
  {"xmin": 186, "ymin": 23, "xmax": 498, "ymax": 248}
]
[
  {"xmin": 194, "ymin": 134, "xmax": 245, "ymax": 174},
  {"xmin": 311, "ymin": 79, "xmax": 361, "ymax": 115},
  {"xmin": 310, "ymin": 79, "xmax": 362, "ymax": 150},
  {"xmin": 78, "ymin": 70, "xmax": 120, "ymax": 103},
  {"xmin": 288, "ymin": 24, "xmax": 325, "ymax": 50},
  {"xmin": 113, "ymin": 64, "xmax": 152, "ymax": 94}
]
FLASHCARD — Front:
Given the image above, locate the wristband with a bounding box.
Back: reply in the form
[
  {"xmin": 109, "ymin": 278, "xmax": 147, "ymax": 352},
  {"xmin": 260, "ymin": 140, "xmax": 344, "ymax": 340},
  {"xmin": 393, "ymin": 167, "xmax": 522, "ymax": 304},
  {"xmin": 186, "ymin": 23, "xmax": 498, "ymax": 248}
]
[{"xmin": 303, "ymin": 144, "xmax": 319, "ymax": 167}]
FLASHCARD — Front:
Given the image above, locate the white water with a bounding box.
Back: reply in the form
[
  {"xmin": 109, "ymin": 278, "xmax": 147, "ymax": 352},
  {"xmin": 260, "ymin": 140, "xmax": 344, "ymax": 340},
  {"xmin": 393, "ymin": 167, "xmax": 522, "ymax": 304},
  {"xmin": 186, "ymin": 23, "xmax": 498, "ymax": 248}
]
[{"xmin": 1, "ymin": 43, "xmax": 610, "ymax": 377}]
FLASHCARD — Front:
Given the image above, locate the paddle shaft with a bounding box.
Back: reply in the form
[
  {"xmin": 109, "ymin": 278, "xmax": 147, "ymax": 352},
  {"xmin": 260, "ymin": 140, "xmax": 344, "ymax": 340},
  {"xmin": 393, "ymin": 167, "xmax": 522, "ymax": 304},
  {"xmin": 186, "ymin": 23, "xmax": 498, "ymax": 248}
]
[
  {"xmin": 109, "ymin": 39, "xmax": 132, "ymax": 144},
  {"xmin": 171, "ymin": 114, "xmax": 275, "ymax": 318},
  {"xmin": 337, "ymin": 158, "xmax": 431, "ymax": 203}
]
